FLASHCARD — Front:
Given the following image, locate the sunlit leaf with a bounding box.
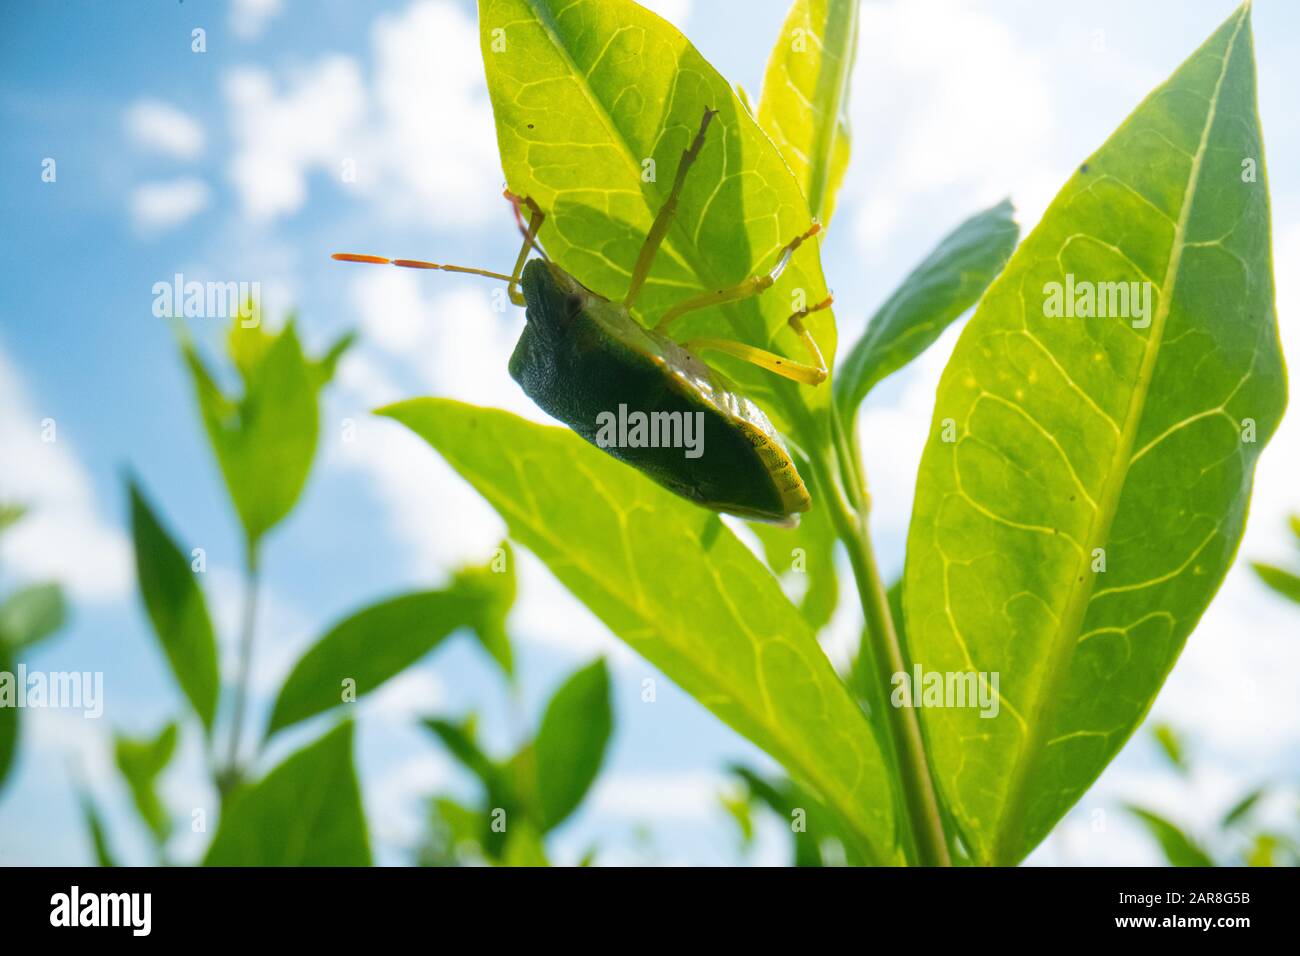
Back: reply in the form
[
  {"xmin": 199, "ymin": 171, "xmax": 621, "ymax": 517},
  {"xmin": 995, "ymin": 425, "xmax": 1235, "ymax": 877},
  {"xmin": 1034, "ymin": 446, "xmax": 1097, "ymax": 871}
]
[
  {"xmin": 204, "ymin": 721, "xmax": 371, "ymax": 865},
  {"xmin": 384, "ymin": 398, "xmax": 900, "ymax": 862},
  {"xmin": 0, "ymin": 503, "xmax": 27, "ymax": 536},
  {"xmin": 78, "ymin": 788, "xmax": 118, "ymax": 868},
  {"xmin": 1251, "ymin": 561, "xmax": 1300, "ymax": 604},
  {"xmin": 532, "ymin": 659, "xmax": 612, "ymax": 831},
  {"xmin": 114, "ymin": 722, "xmax": 178, "ymax": 843},
  {"xmin": 182, "ymin": 319, "xmax": 321, "ymax": 550},
  {"xmin": 1152, "ymin": 723, "xmax": 1188, "ymax": 774},
  {"xmin": 1127, "ymin": 805, "xmax": 1215, "ymax": 867},
  {"xmin": 129, "ymin": 480, "xmax": 220, "ymax": 733},
  {"xmin": 836, "ymin": 200, "xmax": 1019, "ymax": 419},
  {"xmin": 757, "ymin": 0, "xmax": 859, "ymax": 225},
  {"xmin": 0, "ymin": 582, "xmax": 66, "ymax": 651},
  {"xmin": 266, "ymin": 579, "xmax": 509, "ymax": 737},
  {"xmin": 904, "ymin": 4, "xmax": 1284, "ymax": 864}
]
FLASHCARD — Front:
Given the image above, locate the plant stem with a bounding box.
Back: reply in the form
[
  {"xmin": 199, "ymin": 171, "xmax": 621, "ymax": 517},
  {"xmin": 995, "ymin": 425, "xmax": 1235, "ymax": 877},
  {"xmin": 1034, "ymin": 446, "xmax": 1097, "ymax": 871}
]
[
  {"xmin": 222, "ymin": 541, "xmax": 261, "ymax": 797},
  {"xmin": 823, "ymin": 410, "xmax": 951, "ymax": 867}
]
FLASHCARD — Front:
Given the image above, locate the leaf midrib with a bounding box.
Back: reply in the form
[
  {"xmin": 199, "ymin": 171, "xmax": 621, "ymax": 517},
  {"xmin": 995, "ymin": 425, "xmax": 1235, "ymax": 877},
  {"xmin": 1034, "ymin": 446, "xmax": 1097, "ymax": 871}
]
[
  {"xmin": 991, "ymin": 7, "xmax": 1248, "ymax": 864},
  {"xmin": 803, "ymin": 0, "xmax": 858, "ymax": 221}
]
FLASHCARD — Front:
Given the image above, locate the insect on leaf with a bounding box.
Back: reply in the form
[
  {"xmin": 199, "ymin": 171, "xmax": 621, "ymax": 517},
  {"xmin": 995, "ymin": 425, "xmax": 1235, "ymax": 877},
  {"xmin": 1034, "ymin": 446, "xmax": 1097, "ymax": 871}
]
[
  {"xmin": 903, "ymin": 3, "xmax": 1285, "ymax": 865},
  {"xmin": 128, "ymin": 480, "xmax": 220, "ymax": 734},
  {"xmin": 204, "ymin": 721, "xmax": 371, "ymax": 866},
  {"xmin": 836, "ymin": 199, "xmax": 1020, "ymax": 421},
  {"xmin": 382, "ymin": 398, "xmax": 902, "ymax": 863},
  {"xmin": 478, "ymin": 0, "xmax": 837, "ymax": 457},
  {"xmin": 757, "ymin": 0, "xmax": 860, "ymax": 226}
]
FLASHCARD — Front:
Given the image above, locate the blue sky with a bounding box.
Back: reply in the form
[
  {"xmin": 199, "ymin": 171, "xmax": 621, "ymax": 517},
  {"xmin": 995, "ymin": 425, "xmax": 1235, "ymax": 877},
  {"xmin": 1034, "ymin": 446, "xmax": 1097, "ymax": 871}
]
[{"xmin": 2, "ymin": 0, "xmax": 1299, "ymax": 866}]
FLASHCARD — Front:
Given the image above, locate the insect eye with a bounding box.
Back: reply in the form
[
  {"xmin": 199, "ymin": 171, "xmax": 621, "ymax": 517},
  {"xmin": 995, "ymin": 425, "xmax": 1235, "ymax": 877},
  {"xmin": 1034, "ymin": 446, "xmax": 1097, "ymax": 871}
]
[{"xmin": 564, "ymin": 293, "xmax": 584, "ymax": 315}]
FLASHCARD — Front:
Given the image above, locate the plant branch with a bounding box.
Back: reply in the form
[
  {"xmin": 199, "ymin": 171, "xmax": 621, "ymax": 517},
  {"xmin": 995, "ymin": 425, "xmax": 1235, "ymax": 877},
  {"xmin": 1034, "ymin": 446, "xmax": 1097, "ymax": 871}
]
[
  {"xmin": 221, "ymin": 540, "xmax": 261, "ymax": 798},
  {"xmin": 823, "ymin": 408, "xmax": 951, "ymax": 866}
]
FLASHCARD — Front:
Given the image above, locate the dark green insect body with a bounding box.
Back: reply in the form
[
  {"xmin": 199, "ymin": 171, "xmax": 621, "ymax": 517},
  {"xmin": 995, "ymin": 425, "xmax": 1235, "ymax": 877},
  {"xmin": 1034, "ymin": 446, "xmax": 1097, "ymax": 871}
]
[{"xmin": 509, "ymin": 259, "xmax": 811, "ymax": 526}]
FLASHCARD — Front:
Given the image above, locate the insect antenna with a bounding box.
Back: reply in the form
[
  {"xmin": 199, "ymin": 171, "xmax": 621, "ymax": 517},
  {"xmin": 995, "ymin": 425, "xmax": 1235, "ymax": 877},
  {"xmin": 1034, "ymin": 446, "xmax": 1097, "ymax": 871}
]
[{"xmin": 330, "ymin": 253, "xmax": 516, "ymax": 283}]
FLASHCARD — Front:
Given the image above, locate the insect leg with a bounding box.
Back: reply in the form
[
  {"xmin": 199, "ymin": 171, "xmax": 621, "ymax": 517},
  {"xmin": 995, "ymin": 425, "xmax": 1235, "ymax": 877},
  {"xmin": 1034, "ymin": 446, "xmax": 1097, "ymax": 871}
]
[
  {"xmin": 653, "ymin": 223, "xmax": 821, "ymax": 333},
  {"xmin": 504, "ymin": 190, "xmax": 546, "ymax": 307},
  {"xmin": 623, "ymin": 107, "xmax": 718, "ymax": 311},
  {"xmin": 681, "ymin": 297, "xmax": 832, "ymax": 386}
]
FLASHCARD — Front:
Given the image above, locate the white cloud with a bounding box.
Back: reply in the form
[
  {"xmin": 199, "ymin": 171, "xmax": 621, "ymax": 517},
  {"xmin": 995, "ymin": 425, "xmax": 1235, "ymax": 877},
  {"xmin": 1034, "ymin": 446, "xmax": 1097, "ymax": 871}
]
[
  {"xmin": 222, "ymin": 1, "xmax": 500, "ymax": 228},
  {"xmin": 224, "ymin": 56, "xmax": 366, "ymax": 223},
  {"xmin": 124, "ymin": 99, "xmax": 206, "ymax": 159},
  {"xmin": 129, "ymin": 177, "xmax": 211, "ymax": 233},
  {"xmin": 0, "ymin": 346, "xmax": 131, "ymax": 602},
  {"xmin": 230, "ymin": 0, "xmax": 285, "ymax": 40},
  {"xmin": 846, "ymin": 0, "xmax": 1060, "ymax": 259}
]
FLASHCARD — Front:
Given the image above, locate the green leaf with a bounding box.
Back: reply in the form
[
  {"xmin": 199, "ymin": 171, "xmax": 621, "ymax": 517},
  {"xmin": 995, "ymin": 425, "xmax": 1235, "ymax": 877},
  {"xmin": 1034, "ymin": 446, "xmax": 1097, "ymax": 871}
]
[
  {"xmin": 0, "ymin": 502, "xmax": 27, "ymax": 536},
  {"xmin": 1246, "ymin": 832, "xmax": 1282, "ymax": 867},
  {"xmin": 0, "ymin": 643, "xmax": 17, "ymax": 792},
  {"xmin": 756, "ymin": 0, "xmax": 859, "ymax": 226},
  {"xmin": 423, "ymin": 716, "xmax": 502, "ymax": 795},
  {"xmin": 1221, "ymin": 788, "xmax": 1264, "ymax": 829},
  {"xmin": 204, "ymin": 721, "xmax": 371, "ymax": 866},
  {"xmin": 500, "ymin": 822, "xmax": 549, "ymax": 867},
  {"xmin": 0, "ymin": 582, "xmax": 66, "ymax": 651},
  {"xmin": 532, "ymin": 659, "xmax": 612, "ymax": 831},
  {"xmin": 311, "ymin": 331, "xmax": 356, "ymax": 388},
  {"xmin": 182, "ymin": 320, "xmax": 321, "ymax": 549},
  {"xmin": 1289, "ymin": 514, "xmax": 1300, "ymax": 545},
  {"xmin": 478, "ymin": 0, "xmax": 836, "ymax": 458},
  {"xmin": 1251, "ymin": 562, "xmax": 1300, "ymax": 604},
  {"xmin": 383, "ymin": 398, "xmax": 900, "ymax": 862},
  {"xmin": 1152, "ymin": 723, "xmax": 1188, "ymax": 773},
  {"xmin": 752, "ymin": 462, "xmax": 839, "ymax": 632},
  {"xmin": 1126, "ymin": 806, "xmax": 1215, "ymax": 867},
  {"xmin": 78, "ymin": 788, "xmax": 118, "ymax": 867},
  {"xmin": 450, "ymin": 540, "xmax": 518, "ymax": 676},
  {"xmin": 114, "ymin": 722, "xmax": 178, "ymax": 843},
  {"xmin": 835, "ymin": 199, "xmax": 1019, "ymax": 418},
  {"xmin": 128, "ymin": 481, "xmax": 220, "ymax": 733},
  {"xmin": 266, "ymin": 586, "xmax": 501, "ymax": 737},
  {"xmin": 903, "ymin": 4, "xmax": 1284, "ymax": 865}
]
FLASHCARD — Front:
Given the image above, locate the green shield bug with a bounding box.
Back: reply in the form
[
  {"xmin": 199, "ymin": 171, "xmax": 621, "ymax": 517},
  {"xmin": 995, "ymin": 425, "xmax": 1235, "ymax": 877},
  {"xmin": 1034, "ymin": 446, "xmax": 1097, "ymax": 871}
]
[{"xmin": 335, "ymin": 109, "xmax": 830, "ymax": 527}]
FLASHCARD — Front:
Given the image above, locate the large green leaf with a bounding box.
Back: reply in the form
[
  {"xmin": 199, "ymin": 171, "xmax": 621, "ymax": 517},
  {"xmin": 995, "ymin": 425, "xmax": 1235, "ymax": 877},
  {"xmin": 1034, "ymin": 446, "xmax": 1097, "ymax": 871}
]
[
  {"xmin": 383, "ymin": 398, "xmax": 901, "ymax": 862},
  {"xmin": 903, "ymin": 4, "xmax": 1284, "ymax": 865},
  {"xmin": 182, "ymin": 319, "xmax": 326, "ymax": 550},
  {"xmin": 1126, "ymin": 806, "xmax": 1215, "ymax": 867},
  {"xmin": 478, "ymin": 0, "xmax": 836, "ymax": 456},
  {"xmin": 532, "ymin": 659, "xmax": 612, "ymax": 831},
  {"xmin": 0, "ymin": 582, "xmax": 66, "ymax": 651},
  {"xmin": 752, "ymin": 469, "xmax": 839, "ymax": 632},
  {"xmin": 114, "ymin": 722, "xmax": 178, "ymax": 843},
  {"xmin": 204, "ymin": 721, "xmax": 370, "ymax": 865},
  {"xmin": 756, "ymin": 0, "xmax": 859, "ymax": 226},
  {"xmin": 835, "ymin": 199, "xmax": 1019, "ymax": 419},
  {"xmin": 129, "ymin": 481, "xmax": 220, "ymax": 733},
  {"xmin": 266, "ymin": 575, "xmax": 511, "ymax": 737}
]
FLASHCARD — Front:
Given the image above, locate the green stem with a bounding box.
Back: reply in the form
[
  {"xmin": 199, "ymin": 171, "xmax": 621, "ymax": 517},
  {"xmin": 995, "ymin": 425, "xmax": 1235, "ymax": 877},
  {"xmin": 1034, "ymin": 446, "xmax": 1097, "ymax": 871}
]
[
  {"xmin": 822, "ymin": 409, "xmax": 951, "ymax": 866},
  {"xmin": 221, "ymin": 541, "xmax": 261, "ymax": 797}
]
